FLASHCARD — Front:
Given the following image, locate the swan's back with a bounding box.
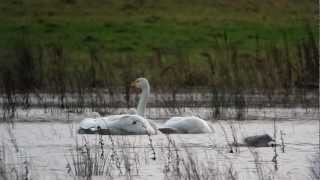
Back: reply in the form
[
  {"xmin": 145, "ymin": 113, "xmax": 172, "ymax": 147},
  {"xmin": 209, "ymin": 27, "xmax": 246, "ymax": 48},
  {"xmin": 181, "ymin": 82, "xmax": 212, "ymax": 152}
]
[
  {"xmin": 162, "ymin": 116, "xmax": 212, "ymax": 134},
  {"xmin": 79, "ymin": 114, "xmax": 157, "ymax": 135},
  {"xmin": 102, "ymin": 114, "xmax": 156, "ymax": 135}
]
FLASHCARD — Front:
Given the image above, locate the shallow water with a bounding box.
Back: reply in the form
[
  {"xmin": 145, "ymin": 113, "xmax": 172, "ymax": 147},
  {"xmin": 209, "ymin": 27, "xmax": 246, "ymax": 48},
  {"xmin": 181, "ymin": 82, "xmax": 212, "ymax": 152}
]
[{"xmin": 0, "ymin": 108, "xmax": 319, "ymax": 180}]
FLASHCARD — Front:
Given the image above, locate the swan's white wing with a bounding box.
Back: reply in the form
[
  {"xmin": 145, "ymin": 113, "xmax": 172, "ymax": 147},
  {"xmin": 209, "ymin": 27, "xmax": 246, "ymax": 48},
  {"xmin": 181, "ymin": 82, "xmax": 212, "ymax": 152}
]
[
  {"xmin": 103, "ymin": 114, "xmax": 156, "ymax": 135},
  {"xmin": 79, "ymin": 118, "xmax": 96, "ymax": 129},
  {"xmin": 78, "ymin": 118, "xmax": 107, "ymax": 134},
  {"xmin": 161, "ymin": 116, "xmax": 212, "ymax": 134},
  {"xmin": 78, "ymin": 115, "xmax": 124, "ymax": 134},
  {"xmin": 78, "ymin": 114, "xmax": 156, "ymax": 135},
  {"xmin": 79, "ymin": 118, "xmax": 106, "ymax": 130}
]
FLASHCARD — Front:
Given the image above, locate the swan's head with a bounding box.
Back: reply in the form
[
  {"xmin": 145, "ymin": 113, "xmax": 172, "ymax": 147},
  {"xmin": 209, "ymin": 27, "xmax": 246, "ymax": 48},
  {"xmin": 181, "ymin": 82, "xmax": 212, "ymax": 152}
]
[{"xmin": 131, "ymin": 77, "xmax": 149, "ymax": 91}]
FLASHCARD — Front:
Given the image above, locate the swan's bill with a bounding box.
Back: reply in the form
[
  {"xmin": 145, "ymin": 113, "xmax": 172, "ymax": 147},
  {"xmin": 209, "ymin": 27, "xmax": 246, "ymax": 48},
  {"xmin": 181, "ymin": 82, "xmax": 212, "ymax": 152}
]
[
  {"xmin": 130, "ymin": 79, "xmax": 142, "ymax": 93},
  {"xmin": 130, "ymin": 79, "xmax": 138, "ymax": 87}
]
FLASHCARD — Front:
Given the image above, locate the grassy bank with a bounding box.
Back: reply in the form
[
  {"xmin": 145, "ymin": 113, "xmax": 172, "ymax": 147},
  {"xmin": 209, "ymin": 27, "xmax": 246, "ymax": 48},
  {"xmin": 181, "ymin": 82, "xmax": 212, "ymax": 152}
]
[
  {"xmin": 0, "ymin": 0, "xmax": 318, "ymax": 95},
  {"xmin": 0, "ymin": 0, "xmax": 317, "ymax": 52}
]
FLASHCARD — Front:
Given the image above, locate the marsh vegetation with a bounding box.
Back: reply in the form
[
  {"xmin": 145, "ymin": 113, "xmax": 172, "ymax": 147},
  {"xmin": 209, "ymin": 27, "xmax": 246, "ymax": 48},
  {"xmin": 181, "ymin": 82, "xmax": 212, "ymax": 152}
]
[{"xmin": 0, "ymin": 0, "xmax": 318, "ymax": 102}]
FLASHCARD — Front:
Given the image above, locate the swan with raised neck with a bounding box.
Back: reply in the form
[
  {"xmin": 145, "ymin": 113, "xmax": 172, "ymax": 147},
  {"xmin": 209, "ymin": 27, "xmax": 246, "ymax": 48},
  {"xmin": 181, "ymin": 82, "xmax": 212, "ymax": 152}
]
[
  {"xmin": 78, "ymin": 77, "xmax": 156, "ymax": 135},
  {"xmin": 131, "ymin": 77, "xmax": 150, "ymax": 117}
]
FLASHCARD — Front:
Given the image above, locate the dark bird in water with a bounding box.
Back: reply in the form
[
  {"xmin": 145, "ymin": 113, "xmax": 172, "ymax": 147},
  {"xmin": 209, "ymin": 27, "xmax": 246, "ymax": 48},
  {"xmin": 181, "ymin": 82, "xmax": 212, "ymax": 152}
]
[{"xmin": 244, "ymin": 134, "xmax": 275, "ymax": 147}]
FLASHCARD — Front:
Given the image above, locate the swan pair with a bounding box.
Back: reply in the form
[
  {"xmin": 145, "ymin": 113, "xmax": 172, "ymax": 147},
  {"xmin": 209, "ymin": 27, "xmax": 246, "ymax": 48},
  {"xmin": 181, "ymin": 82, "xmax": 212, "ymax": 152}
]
[{"xmin": 78, "ymin": 78, "xmax": 213, "ymax": 135}]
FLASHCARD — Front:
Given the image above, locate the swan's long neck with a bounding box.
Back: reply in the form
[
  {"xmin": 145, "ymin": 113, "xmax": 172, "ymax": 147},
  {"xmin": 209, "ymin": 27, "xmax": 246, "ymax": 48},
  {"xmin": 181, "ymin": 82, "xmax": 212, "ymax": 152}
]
[{"xmin": 137, "ymin": 83, "xmax": 150, "ymax": 117}]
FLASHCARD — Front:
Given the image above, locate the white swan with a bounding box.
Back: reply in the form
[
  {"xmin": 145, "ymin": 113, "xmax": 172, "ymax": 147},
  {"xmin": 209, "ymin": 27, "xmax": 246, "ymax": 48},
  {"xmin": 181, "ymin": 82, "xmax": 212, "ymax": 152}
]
[
  {"xmin": 159, "ymin": 116, "xmax": 213, "ymax": 134},
  {"xmin": 78, "ymin": 78, "xmax": 157, "ymax": 135}
]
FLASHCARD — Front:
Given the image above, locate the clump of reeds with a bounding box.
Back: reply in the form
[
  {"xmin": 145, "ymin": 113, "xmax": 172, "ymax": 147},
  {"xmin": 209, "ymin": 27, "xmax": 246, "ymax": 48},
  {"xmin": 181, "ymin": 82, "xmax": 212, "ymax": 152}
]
[
  {"xmin": 0, "ymin": 145, "xmax": 9, "ymax": 180},
  {"xmin": 309, "ymin": 153, "xmax": 320, "ymax": 180},
  {"xmin": 248, "ymin": 147, "xmax": 276, "ymax": 180},
  {"xmin": 228, "ymin": 121, "xmax": 240, "ymax": 153},
  {"xmin": 272, "ymin": 118, "xmax": 278, "ymax": 171},
  {"xmin": 163, "ymin": 135, "xmax": 239, "ymax": 180},
  {"xmin": 67, "ymin": 137, "xmax": 113, "ymax": 178},
  {"xmin": 163, "ymin": 135, "xmax": 181, "ymax": 178},
  {"xmin": 0, "ymin": 144, "xmax": 31, "ymax": 180},
  {"xmin": 280, "ymin": 130, "xmax": 285, "ymax": 153},
  {"xmin": 67, "ymin": 135, "xmax": 142, "ymax": 179},
  {"xmin": 217, "ymin": 121, "xmax": 236, "ymax": 153}
]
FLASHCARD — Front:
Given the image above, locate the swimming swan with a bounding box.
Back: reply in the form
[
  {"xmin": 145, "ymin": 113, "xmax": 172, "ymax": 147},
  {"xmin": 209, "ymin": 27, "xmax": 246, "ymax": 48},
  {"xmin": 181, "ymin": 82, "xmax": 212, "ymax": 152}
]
[
  {"xmin": 159, "ymin": 116, "xmax": 213, "ymax": 134},
  {"xmin": 78, "ymin": 78, "xmax": 157, "ymax": 135}
]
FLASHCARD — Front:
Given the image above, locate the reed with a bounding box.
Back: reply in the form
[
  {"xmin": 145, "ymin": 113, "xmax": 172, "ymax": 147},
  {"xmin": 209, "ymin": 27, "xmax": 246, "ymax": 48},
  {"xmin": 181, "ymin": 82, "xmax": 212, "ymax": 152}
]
[{"xmin": 0, "ymin": 144, "xmax": 31, "ymax": 180}]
